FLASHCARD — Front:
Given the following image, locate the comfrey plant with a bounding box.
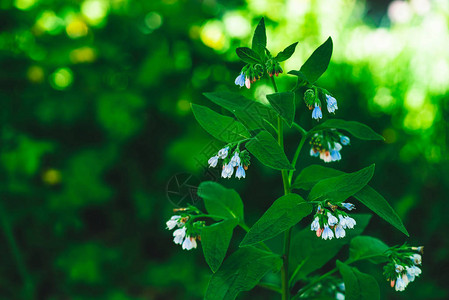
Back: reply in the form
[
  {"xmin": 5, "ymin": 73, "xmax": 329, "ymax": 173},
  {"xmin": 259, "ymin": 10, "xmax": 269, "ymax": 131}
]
[{"xmin": 166, "ymin": 18, "xmax": 422, "ymax": 300}]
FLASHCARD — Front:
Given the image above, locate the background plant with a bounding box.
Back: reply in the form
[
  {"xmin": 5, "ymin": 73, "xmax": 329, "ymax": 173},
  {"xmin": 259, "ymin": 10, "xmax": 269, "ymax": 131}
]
[{"xmin": 0, "ymin": 0, "xmax": 448, "ymax": 299}]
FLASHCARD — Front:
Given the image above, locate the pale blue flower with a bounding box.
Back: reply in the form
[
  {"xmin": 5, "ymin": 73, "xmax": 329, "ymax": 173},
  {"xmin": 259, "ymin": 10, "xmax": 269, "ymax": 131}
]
[
  {"xmin": 344, "ymin": 216, "xmax": 356, "ymax": 229},
  {"xmin": 395, "ymin": 264, "xmax": 404, "ymax": 273},
  {"xmin": 234, "ymin": 73, "xmax": 245, "ymax": 87},
  {"xmin": 334, "ymin": 224, "xmax": 346, "ymax": 239},
  {"xmin": 410, "ymin": 254, "xmax": 422, "ymax": 265},
  {"xmin": 395, "ymin": 275, "xmax": 407, "ymax": 291},
  {"xmin": 208, "ymin": 155, "xmax": 219, "ymax": 168},
  {"xmin": 218, "ymin": 146, "xmax": 229, "ymax": 159},
  {"xmin": 310, "ymin": 217, "xmax": 320, "ymax": 231},
  {"xmin": 330, "ymin": 150, "xmax": 341, "ymax": 161},
  {"xmin": 341, "ymin": 202, "xmax": 355, "ymax": 211},
  {"xmin": 322, "ymin": 225, "xmax": 334, "ymax": 240},
  {"xmin": 235, "ymin": 165, "xmax": 246, "ymax": 179},
  {"xmin": 406, "ymin": 266, "xmax": 421, "ymax": 282},
  {"xmin": 327, "ymin": 212, "xmax": 338, "ymax": 226},
  {"xmin": 182, "ymin": 236, "xmax": 197, "ymax": 250},
  {"xmin": 310, "ymin": 148, "xmax": 319, "ymax": 157},
  {"xmin": 326, "ymin": 94, "xmax": 338, "ymax": 113},
  {"xmin": 221, "ymin": 163, "xmax": 234, "ymax": 178},
  {"xmin": 230, "ymin": 152, "xmax": 241, "ymax": 167},
  {"xmin": 312, "ymin": 105, "xmax": 322, "ymax": 120},
  {"xmin": 340, "ymin": 136, "xmax": 350, "ymax": 145}
]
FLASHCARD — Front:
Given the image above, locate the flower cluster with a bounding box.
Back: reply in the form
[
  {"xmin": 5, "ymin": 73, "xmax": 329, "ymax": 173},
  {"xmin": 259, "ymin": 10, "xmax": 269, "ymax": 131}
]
[
  {"xmin": 383, "ymin": 246, "xmax": 423, "ymax": 292},
  {"xmin": 309, "ymin": 131, "xmax": 350, "ymax": 163},
  {"xmin": 310, "ymin": 202, "xmax": 357, "ymax": 240},
  {"xmin": 208, "ymin": 146, "xmax": 250, "ymax": 179},
  {"xmin": 266, "ymin": 59, "xmax": 283, "ymax": 77},
  {"xmin": 304, "ymin": 88, "xmax": 338, "ymax": 121},
  {"xmin": 166, "ymin": 209, "xmax": 203, "ymax": 250},
  {"xmin": 234, "ymin": 64, "xmax": 264, "ymax": 89}
]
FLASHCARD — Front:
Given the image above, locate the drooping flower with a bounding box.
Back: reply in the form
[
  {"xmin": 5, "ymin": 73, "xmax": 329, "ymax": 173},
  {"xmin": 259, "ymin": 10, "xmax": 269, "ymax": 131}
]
[
  {"xmin": 338, "ymin": 215, "xmax": 347, "ymax": 228},
  {"xmin": 340, "ymin": 136, "xmax": 350, "ymax": 145},
  {"xmin": 330, "ymin": 149, "xmax": 341, "ymax": 161},
  {"xmin": 208, "ymin": 155, "xmax": 219, "ymax": 168},
  {"xmin": 406, "ymin": 266, "xmax": 422, "ymax": 282},
  {"xmin": 335, "ymin": 292, "xmax": 345, "ymax": 300},
  {"xmin": 234, "ymin": 73, "xmax": 245, "ymax": 87},
  {"xmin": 320, "ymin": 150, "xmax": 332, "ymax": 163},
  {"xmin": 312, "ymin": 105, "xmax": 322, "ymax": 120},
  {"xmin": 235, "ymin": 165, "xmax": 246, "ymax": 179},
  {"xmin": 316, "ymin": 227, "xmax": 323, "ymax": 237},
  {"xmin": 182, "ymin": 236, "xmax": 198, "ymax": 250},
  {"xmin": 322, "ymin": 225, "xmax": 334, "ymax": 240},
  {"xmin": 344, "ymin": 216, "xmax": 356, "ymax": 229},
  {"xmin": 341, "ymin": 202, "xmax": 356, "ymax": 211},
  {"xmin": 327, "ymin": 212, "xmax": 338, "ymax": 226},
  {"xmin": 218, "ymin": 146, "xmax": 229, "ymax": 159},
  {"xmin": 311, "ymin": 217, "xmax": 320, "ymax": 231},
  {"xmin": 221, "ymin": 163, "xmax": 234, "ymax": 178},
  {"xmin": 173, "ymin": 227, "xmax": 187, "ymax": 245},
  {"xmin": 395, "ymin": 275, "xmax": 407, "ymax": 292},
  {"xmin": 310, "ymin": 148, "xmax": 320, "ymax": 157},
  {"xmin": 245, "ymin": 77, "xmax": 251, "ymax": 89},
  {"xmin": 410, "ymin": 254, "xmax": 422, "ymax": 265},
  {"xmin": 230, "ymin": 152, "xmax": 241, "ymax": 167},
  {"xmin": 326, "ymin": 94, "xmax": 338, "ymax": 113},
  {"xmin": 166, "ymin": 215, "xmax": 181, "ymax": 230},
  {"xmin": 334, "ymin": 224, "xmax": 346, "ymax": 239},
  {"xmin": 395, "ymin": 264, "xmax": 404, "ymax": 273}
]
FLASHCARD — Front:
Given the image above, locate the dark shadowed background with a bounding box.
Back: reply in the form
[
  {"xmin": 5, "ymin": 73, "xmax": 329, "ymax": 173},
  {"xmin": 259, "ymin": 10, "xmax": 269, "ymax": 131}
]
[{"xmin": 0, "ymin": 0, "xmax": 448, "ymax": 299}]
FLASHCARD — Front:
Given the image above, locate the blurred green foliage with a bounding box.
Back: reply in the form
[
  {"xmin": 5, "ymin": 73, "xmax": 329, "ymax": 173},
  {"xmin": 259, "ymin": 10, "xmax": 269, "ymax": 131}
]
[{"xmin": 0, "ymin": 0, "xmax": 448, "ymax": 299}]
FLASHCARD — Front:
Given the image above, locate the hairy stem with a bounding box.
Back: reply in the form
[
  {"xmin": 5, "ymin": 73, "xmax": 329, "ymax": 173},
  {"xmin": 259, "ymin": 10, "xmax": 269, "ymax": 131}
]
[
  {"xmin": 271, "ymin": 76, "xmax": 291, "ymax": 300},
  {"xmin": 288, "ymin": 134, "xmax": 307, "ymax": 184}
]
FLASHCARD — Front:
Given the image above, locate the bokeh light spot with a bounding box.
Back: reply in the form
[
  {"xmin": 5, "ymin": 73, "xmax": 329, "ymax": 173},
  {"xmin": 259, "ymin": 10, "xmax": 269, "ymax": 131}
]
[
  {"xmin": 223, "ymin": 12, "xmax": 251, "ymax": 38},
  {"xmin": 200, "ymin": 20, "xmax": 227, "ymax": 51},
  {"xmin": 70, "ymin": 47, "xmax": 96, "ymax": 64},
  {"xmin": 66, "ymin": 18, "xmax": 89, "ymax": 38},
  {"xmin": 14, "ymin": 0, "xmax": 37, "ymax": 10},
  {"xmin": 81, "ymin": 0, "xmax": 109, "ymax": 26},
  {"xmin": 27, "ymin": 65, "xmax": 45, "ymax": 83},
  {"xmin": 145, "ymin": 12, "xmax": 163, "ymax": 30},
  {"xmin": 42, "ymin": 169, "xmax": 62, "ymax": 185},
  {"xmin": 50, "ymin": 68, "xmax": 73, "ymax": 90}
]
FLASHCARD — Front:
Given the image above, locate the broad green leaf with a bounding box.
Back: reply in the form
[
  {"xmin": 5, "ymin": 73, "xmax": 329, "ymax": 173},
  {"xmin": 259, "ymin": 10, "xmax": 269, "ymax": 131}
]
[
  {"xmin": 252, "ymin": 18, "xmax": 267, "ymax": 58},
  {"xmin": 292, "ymin": 165, "xmax": 342, "ymax": 190},
  {"xmin": 313, "ymin": 119, "xmax": 384, "ymax": 141},
  {"xmin": 240, "ymin": 194, "xmax": 311, "ymax": 247},
  {"xmin": 236, "ymin": 47, "xmax": 261, "ymax": 64},
  {"xmin": 203, "ymin": 92, "xmax": 277, "ymax": 130},
  {"xmin": 191, "ymin": 104, "xmax": 250, "ymax": 143},
  {"xmin": 290, "ymin": 214, "xmax": 371, "ymax": 280},
  {"xmin": 275, "ymin": 42, "xmax": 298, "ymax": 62},
  {"xmin": 205, "ymin": 247, "xmax": 282, "ymax": 300},
  {"xmin": 266, "ymin": 92, "xmax": 295, "ymax": 127},
  {"xmin": 197, "ymin": 181, "xmax": 244, "ymax": 223},
  {"xmin": 292, "ymin": 165, "xmax": 408, "ymax": 236},
  {"xmin": 246, "ymin": 131, "xmax": 294, "ymax": 170},
  {"xmin": 298, "ymin": 37, "xmax": 333, "ymax": 83},
  {"xmin": 336, "ymin": 261, "xmax": 380, "ymax": 300},
  {"xmin": 349, "ymin": 236, "xmax": 389, "ymax": 264},
  {"xmin": 308, "ymin": 164, "xmax": 375, "ymax": 202},
  {"xmin": 202, "ymin": 219, "xmax": 239, "ymax": 272}
]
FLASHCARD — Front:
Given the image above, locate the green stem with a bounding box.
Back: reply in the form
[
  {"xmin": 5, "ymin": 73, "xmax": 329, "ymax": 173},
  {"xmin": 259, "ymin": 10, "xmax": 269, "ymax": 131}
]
[
  {"xmin": 0, "ymin": 202, "xmax": 34, "ymax": 300},
  {"xmin": 288, "ymin": 134, "xmax": 307, "ymax": 184},
  {"xmin": 271, "ymin": 75, "xmax": 291, "ymax": 300}
]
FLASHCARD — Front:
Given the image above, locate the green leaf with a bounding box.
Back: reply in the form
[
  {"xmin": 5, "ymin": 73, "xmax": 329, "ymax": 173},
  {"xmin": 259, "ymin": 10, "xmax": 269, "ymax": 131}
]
[
  {"xmin": 266, "ymin": 92, "xmax": 295, "ymax": 127},
  {"xmin": 203, "ymin": 92, "xmax": 277, "ymax": 130},
  {"xmin": 349, "ymin": 236, "xmax": 389, "ymax": 264},
  {"xmin": 292, "ymin": 165, "xmax": 343, "ymax": 190},
  {"xmin": 292, "ymin": 165, "xmax": 408, "ymax": 236},
  {"xmin": 314, "ymin": 119, "xmax": 384, "ymax": 141},
  {"xmin": 236, "ymin": 47, "xmax": 261, "ymax": 64},
  {"xmin": 245, "ymin": 131, "xmax": 293, "ymax": 170},
  {"xmin": 299, "ymin": 37, "xmax": 333, "ymax": 83},
  {"xmin": 240, "ymin": 194, "xmax": 311, "ymax": 247},
  {"xmin": 252, "ymin": 18, "xmax": 267, "ymax": 58},
  {"xmin": 205, "ymin": 247, "xmax": 282, "ymax": 300},
  {"xmin": 202, "ymin": 219, "xmax": 239, "ymax": 273},
  {"xmin": 191, "ymin": 104, "xmax": 250, "ymax": 143},
  {"xmin": 336, "ymin": 261, "xmax": 380, "ymax": 300},
  {"xmin": 197, "ymin": 181, "xmax": 244, "ymax": 223},
  {"xmin": 275, "ymin": 42, "xmax": 298, "ymax": 62},
  {"xmin": 308, "ymin": 164, "xmax": 375, "ymax": 203},
  {"xmin": 290, "ymin": 214, "xmax": 371, "ymax": 280}
]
